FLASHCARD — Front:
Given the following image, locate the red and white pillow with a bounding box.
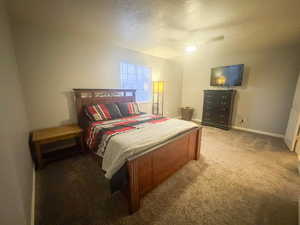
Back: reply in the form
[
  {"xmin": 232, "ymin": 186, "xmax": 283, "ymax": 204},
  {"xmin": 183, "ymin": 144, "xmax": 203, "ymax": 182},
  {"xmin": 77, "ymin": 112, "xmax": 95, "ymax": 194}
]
[
  {"xmin": 84, "ymin": 103, "xmax": 122, "ymax": 122},
  {"xmin": 117, "ymin": 102, "xmax": 141, "ymax": 117}
]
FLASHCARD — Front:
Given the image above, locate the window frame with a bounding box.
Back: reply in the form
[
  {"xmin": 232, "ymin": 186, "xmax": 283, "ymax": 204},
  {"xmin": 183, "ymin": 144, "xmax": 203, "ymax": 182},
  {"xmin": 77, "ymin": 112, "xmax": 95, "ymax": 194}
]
[{"xmin": 120, "ymin": 61, "xmax": 152, "ymax": 103}]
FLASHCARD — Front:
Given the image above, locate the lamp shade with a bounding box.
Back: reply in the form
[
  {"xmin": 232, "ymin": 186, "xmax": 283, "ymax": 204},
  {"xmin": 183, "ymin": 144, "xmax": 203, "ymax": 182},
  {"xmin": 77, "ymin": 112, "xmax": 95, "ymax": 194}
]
[{"xmin": 153, "ymin": 81, "xmax": 164, "ymax": 93}]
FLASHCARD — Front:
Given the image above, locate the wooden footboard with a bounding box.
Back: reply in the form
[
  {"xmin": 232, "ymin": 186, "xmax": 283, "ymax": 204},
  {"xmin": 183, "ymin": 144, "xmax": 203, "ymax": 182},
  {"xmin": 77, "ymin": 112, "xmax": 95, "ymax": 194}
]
[{"xmin": 126, "ymin": 127, "xmax": 201, "ymax": 213}]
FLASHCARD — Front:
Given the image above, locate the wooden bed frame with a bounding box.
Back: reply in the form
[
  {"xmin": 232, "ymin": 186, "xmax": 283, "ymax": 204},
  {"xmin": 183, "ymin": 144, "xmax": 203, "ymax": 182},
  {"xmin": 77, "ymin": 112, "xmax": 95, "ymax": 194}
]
[{"xmin": 73, "ymin": 88, "xmax": 202, "ymax": 213}]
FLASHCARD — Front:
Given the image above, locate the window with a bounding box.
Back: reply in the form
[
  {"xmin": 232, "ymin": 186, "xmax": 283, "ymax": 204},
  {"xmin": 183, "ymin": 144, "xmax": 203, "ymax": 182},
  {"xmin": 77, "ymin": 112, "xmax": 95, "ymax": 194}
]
[{"xmin": 120, "ymin": 62, "xmax": 151, "ymax": 102}]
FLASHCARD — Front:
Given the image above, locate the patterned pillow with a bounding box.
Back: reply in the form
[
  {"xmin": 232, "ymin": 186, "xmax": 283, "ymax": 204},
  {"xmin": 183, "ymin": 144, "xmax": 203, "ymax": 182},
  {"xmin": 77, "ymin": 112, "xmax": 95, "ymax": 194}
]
[
  {"xmin": 117, "ymin": 102, "xmax": 141, "ymax": 117},
  {"xmin": 85, "ymin": 103, "xmax": 122, "ymax": 121},
  {"xmin": 105, "ymin": 103, "xmax": 123, "ymax": 119}
]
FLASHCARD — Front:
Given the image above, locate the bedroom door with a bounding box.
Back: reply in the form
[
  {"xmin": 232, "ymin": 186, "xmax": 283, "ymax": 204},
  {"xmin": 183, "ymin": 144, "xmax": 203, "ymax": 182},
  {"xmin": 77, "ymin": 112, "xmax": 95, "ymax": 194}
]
[{"xmin": 285, "ymin": 73, "xmax": 300, "ymax": 151}]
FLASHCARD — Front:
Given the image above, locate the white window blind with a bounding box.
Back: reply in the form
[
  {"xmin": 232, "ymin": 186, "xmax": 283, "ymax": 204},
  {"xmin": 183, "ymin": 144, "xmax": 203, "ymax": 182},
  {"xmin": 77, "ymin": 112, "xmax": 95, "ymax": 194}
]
[{"xmin": 120, "ymin": 62, "xmax": 151, "ymax": 102}]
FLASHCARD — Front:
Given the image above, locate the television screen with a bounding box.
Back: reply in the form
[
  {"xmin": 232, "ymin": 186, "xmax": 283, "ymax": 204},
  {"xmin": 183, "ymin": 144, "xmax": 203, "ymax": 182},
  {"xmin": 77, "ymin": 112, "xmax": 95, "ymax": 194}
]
[{"xmin": 210, "ymin": 64, "xmax": 244, "ymax": 87}]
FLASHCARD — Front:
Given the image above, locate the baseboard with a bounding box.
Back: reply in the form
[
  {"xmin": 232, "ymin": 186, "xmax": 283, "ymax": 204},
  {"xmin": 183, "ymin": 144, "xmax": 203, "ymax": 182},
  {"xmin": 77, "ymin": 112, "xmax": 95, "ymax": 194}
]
[
  {"xmin": 232, "ymin": 126, "xmax": 284, "ymax": 138},
  {"xmin": 30, "ymin": 166, "xmax": 36, "ymax": 225},
  {"xmin": 192, "ymin": 118, "xmax": 284, "ymax": 138}
]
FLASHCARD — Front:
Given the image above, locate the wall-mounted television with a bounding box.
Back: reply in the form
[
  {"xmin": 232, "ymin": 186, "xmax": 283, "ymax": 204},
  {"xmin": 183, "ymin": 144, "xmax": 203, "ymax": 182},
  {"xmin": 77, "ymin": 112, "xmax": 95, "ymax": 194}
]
[{"xmin": 210, "ymin": 64, "xmax": 244, "ymax": 87}]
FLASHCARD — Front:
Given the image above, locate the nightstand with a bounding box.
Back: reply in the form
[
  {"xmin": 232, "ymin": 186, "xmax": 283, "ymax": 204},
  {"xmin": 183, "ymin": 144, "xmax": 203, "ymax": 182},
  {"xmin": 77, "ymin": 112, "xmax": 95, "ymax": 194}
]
[{"xmin": 31, "ymin": 124, "xmax": 83, "ymax": 169}]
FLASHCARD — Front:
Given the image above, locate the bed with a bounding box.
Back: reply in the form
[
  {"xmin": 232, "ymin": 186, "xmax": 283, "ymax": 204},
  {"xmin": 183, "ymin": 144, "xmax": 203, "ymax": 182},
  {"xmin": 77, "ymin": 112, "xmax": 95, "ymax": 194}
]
[{"xmin": 73, "ymin": 88, "xmax": 202, "ymax": 213}]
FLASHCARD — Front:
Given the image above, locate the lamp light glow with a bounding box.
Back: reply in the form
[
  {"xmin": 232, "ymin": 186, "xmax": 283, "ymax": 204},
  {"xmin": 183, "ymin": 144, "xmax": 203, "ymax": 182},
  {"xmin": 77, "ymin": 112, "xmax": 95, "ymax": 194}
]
[
  {"xmin": 185, "ymin": 45, "xmax": 197, "ymax": 53},
  {"xmin": 153, "ymin": 81, "xmax": 164, "ymax": 93}
]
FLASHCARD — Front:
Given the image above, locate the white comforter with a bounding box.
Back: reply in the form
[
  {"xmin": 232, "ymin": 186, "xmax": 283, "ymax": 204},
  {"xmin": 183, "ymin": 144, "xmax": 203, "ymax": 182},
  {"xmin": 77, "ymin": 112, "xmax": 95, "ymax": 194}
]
[{"xmin": 98, "ymin": 118, "xmax": 198, "ymax": 179}]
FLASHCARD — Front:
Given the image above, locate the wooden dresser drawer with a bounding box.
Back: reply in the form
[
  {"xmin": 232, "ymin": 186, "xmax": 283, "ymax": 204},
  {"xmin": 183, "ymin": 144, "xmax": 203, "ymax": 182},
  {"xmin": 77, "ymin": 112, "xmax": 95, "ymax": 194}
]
[
  {"xmin": 203, "ymin": 98, "xmax": 217, "ymax": 106},
  {"xmin": 216, "ymin": 114, "xmax": 228, "ymax": 125}
]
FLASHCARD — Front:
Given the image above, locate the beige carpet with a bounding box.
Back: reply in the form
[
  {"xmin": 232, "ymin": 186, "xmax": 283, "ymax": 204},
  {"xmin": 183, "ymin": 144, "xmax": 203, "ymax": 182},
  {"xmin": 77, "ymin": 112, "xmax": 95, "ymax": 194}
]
[{"xmin": 36, "ymin": 126, "xmax": 300, "ymax": 225}]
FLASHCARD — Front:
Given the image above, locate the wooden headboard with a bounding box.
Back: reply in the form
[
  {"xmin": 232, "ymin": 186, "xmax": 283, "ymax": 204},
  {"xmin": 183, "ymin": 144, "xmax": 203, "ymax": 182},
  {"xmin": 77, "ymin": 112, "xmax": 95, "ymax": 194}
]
[{"xmin": 73, "ymin": 89, "xmax": 136, "ymax": 124}]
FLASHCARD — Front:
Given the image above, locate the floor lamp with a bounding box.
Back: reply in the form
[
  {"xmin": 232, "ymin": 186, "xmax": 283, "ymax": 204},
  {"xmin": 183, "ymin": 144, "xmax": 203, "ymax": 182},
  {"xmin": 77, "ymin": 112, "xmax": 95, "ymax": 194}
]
[{"xmin": 152, "ymin": 81, "xmax": 165, "ymax": 116}]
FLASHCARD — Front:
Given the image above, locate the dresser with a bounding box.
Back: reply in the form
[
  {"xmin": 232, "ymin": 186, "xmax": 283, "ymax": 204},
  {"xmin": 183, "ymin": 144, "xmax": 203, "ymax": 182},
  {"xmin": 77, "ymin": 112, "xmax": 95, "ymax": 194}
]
[{"xmin": 202, "ymin": 90, "xmax": 236, "ymax": 130}]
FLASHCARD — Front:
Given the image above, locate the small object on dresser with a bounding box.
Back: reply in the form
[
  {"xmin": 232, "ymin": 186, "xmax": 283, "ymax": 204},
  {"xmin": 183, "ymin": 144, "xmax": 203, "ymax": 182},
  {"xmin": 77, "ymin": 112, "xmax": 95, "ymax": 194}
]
[
  {"xmin": 181, "ymin": 107, "xmax": 194, "ymax": 121},
  {"xmin": 31, "ymin": 124, "xmax": 83, "ymax": 169}
]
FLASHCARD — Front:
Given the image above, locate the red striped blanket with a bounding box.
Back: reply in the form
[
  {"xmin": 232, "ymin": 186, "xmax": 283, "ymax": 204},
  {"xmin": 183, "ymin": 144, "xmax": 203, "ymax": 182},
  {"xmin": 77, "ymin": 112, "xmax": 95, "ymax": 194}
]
[{"xmin": 86, "ymin": 114, "xmax": 169, "ymax": 155}]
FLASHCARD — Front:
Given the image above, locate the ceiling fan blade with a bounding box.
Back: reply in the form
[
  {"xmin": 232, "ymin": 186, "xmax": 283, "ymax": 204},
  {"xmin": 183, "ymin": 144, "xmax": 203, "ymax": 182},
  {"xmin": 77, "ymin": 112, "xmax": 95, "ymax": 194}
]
[
  {"xmin": 208, "ymin": 35, "xmax": 225, "ymax": 42},
  {"xmin": 201, "ymin": 35, "xmax": 225, "ymax": 44}
]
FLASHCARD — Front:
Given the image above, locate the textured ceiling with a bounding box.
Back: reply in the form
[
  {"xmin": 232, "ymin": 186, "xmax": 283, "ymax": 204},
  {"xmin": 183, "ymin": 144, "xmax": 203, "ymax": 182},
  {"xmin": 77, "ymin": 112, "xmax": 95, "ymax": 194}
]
[{"xmin": 7, "ymin": 0, "xmax": 300, "ymax": 58}]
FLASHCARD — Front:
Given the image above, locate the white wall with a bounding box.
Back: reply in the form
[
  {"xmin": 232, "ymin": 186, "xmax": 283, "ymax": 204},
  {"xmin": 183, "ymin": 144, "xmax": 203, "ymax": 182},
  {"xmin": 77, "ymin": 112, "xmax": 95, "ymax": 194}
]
[
  {"xmin": 13, "ymin": 26, "xmax": 182, "ymax": 130},
  {"xmin": 12, "ymin": 19, "xmax": 300, "ymax": 137},
  {"xmin": 180, "ymin": 46, "xmax": 300, "ymax": 135},
  {"xmin": 0, "ymin": 2, "xmax": 33, "ymax": 225}
]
